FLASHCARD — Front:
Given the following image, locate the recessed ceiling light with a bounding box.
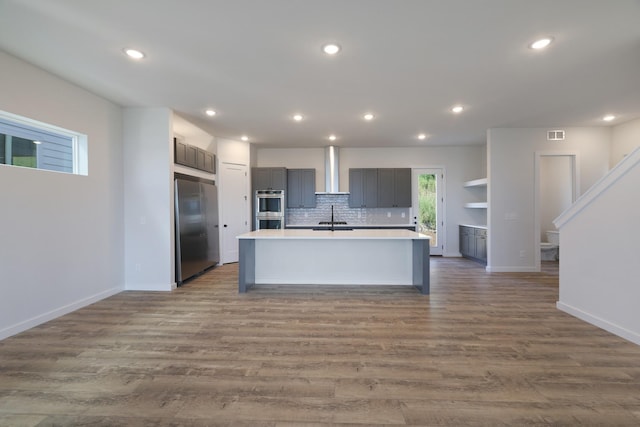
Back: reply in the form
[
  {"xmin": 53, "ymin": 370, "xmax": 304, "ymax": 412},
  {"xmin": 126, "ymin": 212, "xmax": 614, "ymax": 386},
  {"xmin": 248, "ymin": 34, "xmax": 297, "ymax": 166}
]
[
  {"xmin": 451, "ymin": 105, "xmax": 464, "ymax": 114},
  {"xmin": 205, "ymin": 109, "xmax": 216, "ymax": 117},
  {"xmin": 329, "ymin": 135, "xmax": 337, "ymax": 141},
  {"xmin": 241, "ymin": 135, "xmax": 249, "ymax": 141},
  {"xmin": 529, "ymin": 37, "xmax": 553, "ymax": 50},
  {"xmin": 417, "ymin": 134, "xmax": 427, "ymax": 140},
  {"xmin": 363, "ymin": 113, "xmax": 374, "ymax": 121},
  {"xmin": 603, "ymin": 114, "xmax": 616, "ymax": 122},
  {"xmin": 322, "ymin": 43, "xmax": 341, "ymax": 55},
  {"xmin": 293, "ymin": 114, "xmax": 303, "ymax": 121},
  {"xmin": 124, "ymin": 48, "xmax": 145, "ymax": 59}
]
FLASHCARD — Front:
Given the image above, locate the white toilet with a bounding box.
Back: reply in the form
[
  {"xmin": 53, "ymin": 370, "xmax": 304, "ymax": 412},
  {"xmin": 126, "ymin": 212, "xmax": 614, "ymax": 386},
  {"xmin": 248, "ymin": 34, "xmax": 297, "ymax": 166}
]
[{"xmin": 541, "ymin": 230, "xmax": 559, "ymax": 261}]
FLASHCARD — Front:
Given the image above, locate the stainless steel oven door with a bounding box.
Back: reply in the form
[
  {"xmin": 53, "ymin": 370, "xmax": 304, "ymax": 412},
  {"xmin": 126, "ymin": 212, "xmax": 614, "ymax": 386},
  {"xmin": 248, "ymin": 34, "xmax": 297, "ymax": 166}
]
[
  {"xmin": 255, "ymin": 190, "xmax": 284, "ymax": 215},
  {"xmin": 256, "ymin": 218, "xmax": 284, "ymax": 229}
]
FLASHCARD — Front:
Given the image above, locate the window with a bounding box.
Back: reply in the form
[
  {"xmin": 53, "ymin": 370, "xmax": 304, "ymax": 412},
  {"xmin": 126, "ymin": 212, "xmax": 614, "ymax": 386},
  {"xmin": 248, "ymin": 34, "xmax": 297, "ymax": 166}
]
[{"xmin": 0, "ymin": 111, "xmax": 87, "ymax": 175}]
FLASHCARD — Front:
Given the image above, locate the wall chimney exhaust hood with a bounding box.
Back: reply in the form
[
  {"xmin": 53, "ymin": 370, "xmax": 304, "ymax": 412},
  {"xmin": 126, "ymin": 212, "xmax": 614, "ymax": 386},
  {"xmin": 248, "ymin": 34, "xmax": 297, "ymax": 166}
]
[{"xmin": 316, "ymin": 146, "xmax": 349, "ymax": 194}]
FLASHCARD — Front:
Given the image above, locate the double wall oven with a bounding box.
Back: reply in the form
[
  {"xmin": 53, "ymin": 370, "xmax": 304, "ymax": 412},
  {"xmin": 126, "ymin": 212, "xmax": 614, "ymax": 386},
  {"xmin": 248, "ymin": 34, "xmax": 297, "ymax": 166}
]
[{"xmin": 255, "ymin": 190, "xmax": 285, "ymax": 229}]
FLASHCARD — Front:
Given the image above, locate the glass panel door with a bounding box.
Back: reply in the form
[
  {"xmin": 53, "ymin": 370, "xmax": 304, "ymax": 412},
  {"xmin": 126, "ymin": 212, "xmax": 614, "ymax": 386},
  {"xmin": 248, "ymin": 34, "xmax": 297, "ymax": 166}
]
[{"xmin": 412, "ymin": 168, "xmax": 444, "ymax": 255}]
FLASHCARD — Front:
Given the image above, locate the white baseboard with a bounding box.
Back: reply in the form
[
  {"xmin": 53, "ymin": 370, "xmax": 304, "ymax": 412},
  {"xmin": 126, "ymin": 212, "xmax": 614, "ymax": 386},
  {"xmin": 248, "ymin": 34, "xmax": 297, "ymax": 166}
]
[
  {"xmin": 557, "ymin": 301, "xmax": 640, "ymax": 346},
  {"xmin": 125, "ymin": 283, "xmax": 174, "ymax": 291},
  {"xmin": 442, "ymin": 251, "xmax": 463, "ymax": 257},
  {"xmin": 485, "ymin": 266, "xmax": 539, "ymax": 272},
  {"xmin": 0, "ymin": 286, "xmax": 122, "ymax": 341}
]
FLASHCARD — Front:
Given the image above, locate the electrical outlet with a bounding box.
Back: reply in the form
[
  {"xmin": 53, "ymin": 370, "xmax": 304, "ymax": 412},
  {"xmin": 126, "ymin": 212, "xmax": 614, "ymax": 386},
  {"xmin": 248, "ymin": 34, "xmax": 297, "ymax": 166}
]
[
  {"xmin": 135, "ymin": 263, "xmax": 141, "ymax": 272},
  {"xmin": 387, "ymin": 212, "xmax": 391, "ymax": 218},
  {"xmin": 401, "ymin": 212, "xmax": 405, "ymax": 218},
  {"xmin": 519, "ymin": 250, "xmax": 525, "ymax": 257}
]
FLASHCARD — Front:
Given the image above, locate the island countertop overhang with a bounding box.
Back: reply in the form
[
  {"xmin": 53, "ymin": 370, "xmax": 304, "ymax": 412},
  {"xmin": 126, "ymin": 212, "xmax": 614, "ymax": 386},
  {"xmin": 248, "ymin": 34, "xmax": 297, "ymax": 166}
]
[{"xmin": 237, "ymin": 229, "xmax": 430, "ymax": 240}]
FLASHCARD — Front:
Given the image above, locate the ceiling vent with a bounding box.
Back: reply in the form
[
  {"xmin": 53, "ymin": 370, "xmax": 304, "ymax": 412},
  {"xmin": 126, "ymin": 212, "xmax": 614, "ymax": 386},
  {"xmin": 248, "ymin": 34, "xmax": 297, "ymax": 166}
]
[{"xmin": 547, "ymin": 130, "xmax": 565, "ymax": 141}]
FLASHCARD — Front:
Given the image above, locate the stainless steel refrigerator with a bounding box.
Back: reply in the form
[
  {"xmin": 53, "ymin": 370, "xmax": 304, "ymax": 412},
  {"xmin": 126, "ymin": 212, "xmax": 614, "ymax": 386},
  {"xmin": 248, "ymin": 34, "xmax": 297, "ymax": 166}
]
[{"xmin": 175, "ymin": 177, "xmax": 220, "ymax": 285}]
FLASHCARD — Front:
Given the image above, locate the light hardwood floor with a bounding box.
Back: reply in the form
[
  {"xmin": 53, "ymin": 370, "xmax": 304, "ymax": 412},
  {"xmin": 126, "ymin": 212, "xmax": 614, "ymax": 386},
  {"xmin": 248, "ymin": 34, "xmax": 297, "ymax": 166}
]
[{"xmin": 1, "ymin": 258, "xmax": 639, "ymax": 426}]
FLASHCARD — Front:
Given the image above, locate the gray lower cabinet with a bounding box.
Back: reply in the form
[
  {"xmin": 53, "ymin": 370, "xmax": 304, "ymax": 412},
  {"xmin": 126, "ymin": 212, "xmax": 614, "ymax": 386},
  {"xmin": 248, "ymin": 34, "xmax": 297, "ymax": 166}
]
[
  {"xmin": 377, "ymin": 168, "xmax": 411, "ymax": 207},
  {"xmin": 349, "ymin": 168, "xmax": 378, "ymax": 208},
  {"xmin": 252, "ymin": 167, "xmax": 287, "ymax": 191},
  {"xmin": 287, "ymin": 169, "xmax": 316, "ymax": 208},
  {"xmin": 459, "ymin": 225, "xmax": 487, "ymax": 264}
]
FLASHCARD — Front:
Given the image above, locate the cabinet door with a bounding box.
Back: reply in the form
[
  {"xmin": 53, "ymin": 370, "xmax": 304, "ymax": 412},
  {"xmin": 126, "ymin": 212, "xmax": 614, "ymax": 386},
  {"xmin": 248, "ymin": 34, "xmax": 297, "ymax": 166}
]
[
  {"xmin": 196, "ymin": 148, "xmax": 207, "ymax": 171},
  {"xmin": 459, "ymin": 226, "xmax": 469, "ymax": 256},
  {"xmin": 175, "ymin": 139, "xmax": 188, "ymax": 166},
  {"xmin": 349, "ymin": 168, "xmax": 378, "ymax": 207},
  {"xmin": 185, "ymin": 145, "xmax": 198, "ymax": 168},
  {"xmin": 203, "ymin": 151, "xmax": 215, "ymax": 173},
  {"xmin": 252, "ymin": 168, "xmax": 272, "ymax": 190},
  {"xmin": 475, "ymin": 229, "xmax": 487, "ymax": 262},
  {"xmin": 377, "ymin": 168, "xmax": 411, "ymax": 207},
  {"xmin": 287, "ymin": 169, "xmax": 316, "ymax": 208},
  {"xmin": 349, "ymin": 169, "xmax": 364, "ymax": 207},
  {"xmin": 270, "ymin": 168, "xmax": 287, "ymax": 191},
  {"xmin": 393, "ymin": 168, "xmax": 412, "ymax": 207},
  {"xmin": 301, "ymin": 169, "xmax": 316, "ymax": 207},
  {"xmin": 287, "ymin": 170, "xmax": 302, "ymax": 208},
  {"xmin": 363, "ymin": 168, "xmax": 378, "ymax": 207},
  {"xmin": 460, "ymin": 226, "xmax": 476, "ymax": 257},
  {"xmin": 377, "ymin": 168, "xmax": 395, "ymax": 207}
]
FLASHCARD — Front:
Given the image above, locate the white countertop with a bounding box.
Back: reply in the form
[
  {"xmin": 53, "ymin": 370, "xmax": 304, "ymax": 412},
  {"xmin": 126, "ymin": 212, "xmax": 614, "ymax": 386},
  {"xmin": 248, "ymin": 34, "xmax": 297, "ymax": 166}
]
[
  {"xmin": 286, "ymin": 223, "xmax": 415, "ymax": 228},
  {"xmin": 459, "ymin": 224, "xmax": 488, "ymax": 230},
  {"xmin": 238, "ymin": 229, "xmax": 429, "ymax": 240}
]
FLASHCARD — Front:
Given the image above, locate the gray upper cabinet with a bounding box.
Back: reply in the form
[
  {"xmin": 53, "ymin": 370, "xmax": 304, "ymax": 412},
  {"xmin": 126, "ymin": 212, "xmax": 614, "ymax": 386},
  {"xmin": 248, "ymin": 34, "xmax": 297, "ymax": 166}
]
[
  {"xmin": 252, "ymin": 167, "xmax": 287, "ymax": 191},
  {"xmin": 197, "ymin": 148, "xmax": 215, "ymax": 173},
  {"xmin": 349, "ymin": 168, "xmax": 378, "ymax": 208},
  {"xmin": 378, "ymin": 168, "xmax": 411, "ymax": 207},
  {"xmin": 175, "ymin": 138, "xmax": 197, "ymax": 168},
  {"xmin": 287, "ymin": 169, "xmax": 316, "ymax": 208},
  {"xmin": 175, "ymin": 138, "xmax": 215, "ymax": 173}
]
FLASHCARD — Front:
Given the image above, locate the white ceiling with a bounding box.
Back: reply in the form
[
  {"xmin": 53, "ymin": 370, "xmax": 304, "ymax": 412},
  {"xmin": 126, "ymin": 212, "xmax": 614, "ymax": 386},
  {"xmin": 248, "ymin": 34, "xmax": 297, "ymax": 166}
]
[{"xmin": 1, "ymin": 0, "xmax": 639, "ymax": 148}]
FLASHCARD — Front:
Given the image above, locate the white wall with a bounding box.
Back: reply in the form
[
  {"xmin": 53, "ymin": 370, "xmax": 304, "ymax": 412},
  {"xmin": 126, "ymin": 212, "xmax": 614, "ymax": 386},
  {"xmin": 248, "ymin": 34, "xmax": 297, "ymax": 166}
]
[
  {"xmin": 218, "ymin": 137, "xmax": 251, "ymax": 166},
  {"xmin": 0, "ymin": 51, "xmax": 124, "ymax": 339},
  {"xmin": 256, "ymin": 145, "xmax": 486, "ymax": 256},
  {"xmin": 487, "ymin": 127, "xmax": 610, "ymax": 271},
  {"xmin": 611, "ymin": 117, "xmax": 640, "ymax": 168},
  {"xmin": 123, "ymin": 108, "xmax": 173, "ymax": 291},
  {"xmin": 257, "ymin": 148, "xmax": 326, "ymax": 190},
  {"xmin": 555, "ymin": 147, "xmax": 640, "ymax": 345}
]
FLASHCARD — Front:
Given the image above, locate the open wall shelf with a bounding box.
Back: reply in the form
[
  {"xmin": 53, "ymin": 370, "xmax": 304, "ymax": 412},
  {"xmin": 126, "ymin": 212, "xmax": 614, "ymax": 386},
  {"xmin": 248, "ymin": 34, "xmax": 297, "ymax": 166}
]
[
  {"xmin": 464, "ymin": 202, "xmax": 488, "ymax": 209},
  {"xmin": 463, "ymin": 178, "xmax": 487, "ymax": 188}
]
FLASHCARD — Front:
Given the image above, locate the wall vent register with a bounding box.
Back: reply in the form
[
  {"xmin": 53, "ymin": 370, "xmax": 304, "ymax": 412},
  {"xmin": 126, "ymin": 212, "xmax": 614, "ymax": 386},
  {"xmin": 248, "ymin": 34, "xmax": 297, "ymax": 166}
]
[{"xmin": 547, "ymin": 130, "xmax": 565, "ymax": 141}]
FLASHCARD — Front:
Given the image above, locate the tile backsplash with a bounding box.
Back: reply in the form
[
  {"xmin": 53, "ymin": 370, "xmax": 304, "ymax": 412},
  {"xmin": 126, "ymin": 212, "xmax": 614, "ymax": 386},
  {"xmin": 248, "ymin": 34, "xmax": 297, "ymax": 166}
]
[{"xmin": 286, "ymin": 194, "xmax": 412, "ymax": 225}]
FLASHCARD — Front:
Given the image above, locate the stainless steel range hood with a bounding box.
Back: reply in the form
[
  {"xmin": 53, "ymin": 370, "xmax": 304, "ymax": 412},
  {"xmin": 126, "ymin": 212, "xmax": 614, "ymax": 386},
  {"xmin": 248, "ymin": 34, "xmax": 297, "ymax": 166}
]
[{"xmin": 317, "ymin": 146, "xmax": 349, "ymax": 194}]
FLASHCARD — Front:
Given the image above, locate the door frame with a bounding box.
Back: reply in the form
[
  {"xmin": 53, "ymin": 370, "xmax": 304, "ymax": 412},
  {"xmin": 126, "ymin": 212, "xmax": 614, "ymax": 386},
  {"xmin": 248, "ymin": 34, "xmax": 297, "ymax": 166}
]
[
  {"xmin": 219, "ymin": 161, "xmax": 249, "ymax": 264},
  {"xmin": 534, "ymin": 151, "xmax": 579, "ymax": 271},
  {"xmin": 411, "ymin": 167, "xmax": 445, "ymax": 256}
]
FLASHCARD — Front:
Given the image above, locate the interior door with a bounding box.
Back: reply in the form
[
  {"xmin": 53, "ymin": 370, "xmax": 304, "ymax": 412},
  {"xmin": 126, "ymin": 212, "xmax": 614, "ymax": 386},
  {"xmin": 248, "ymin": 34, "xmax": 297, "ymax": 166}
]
[
  {"xmin": 220, "ymin": 162, "xmax": 248, "ymax": 264},
  {"xmin": 412, "ymin": 168, "xmax": 444, "ymax": 255}
]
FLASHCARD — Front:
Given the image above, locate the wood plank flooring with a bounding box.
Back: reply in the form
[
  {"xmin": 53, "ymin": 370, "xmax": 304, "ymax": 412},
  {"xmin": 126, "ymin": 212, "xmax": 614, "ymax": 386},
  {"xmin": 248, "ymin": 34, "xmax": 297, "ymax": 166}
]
[{"xmin": 1, "ymin": 258, "xmax": 640, "ymax": 426}]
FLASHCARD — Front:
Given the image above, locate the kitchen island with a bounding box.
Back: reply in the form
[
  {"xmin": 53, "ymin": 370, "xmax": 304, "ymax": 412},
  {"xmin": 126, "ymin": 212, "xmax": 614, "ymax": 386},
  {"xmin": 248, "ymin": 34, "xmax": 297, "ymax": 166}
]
[{"xmin": 237, "ymin": 229, "xmax": 430, "ymax": 294}]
